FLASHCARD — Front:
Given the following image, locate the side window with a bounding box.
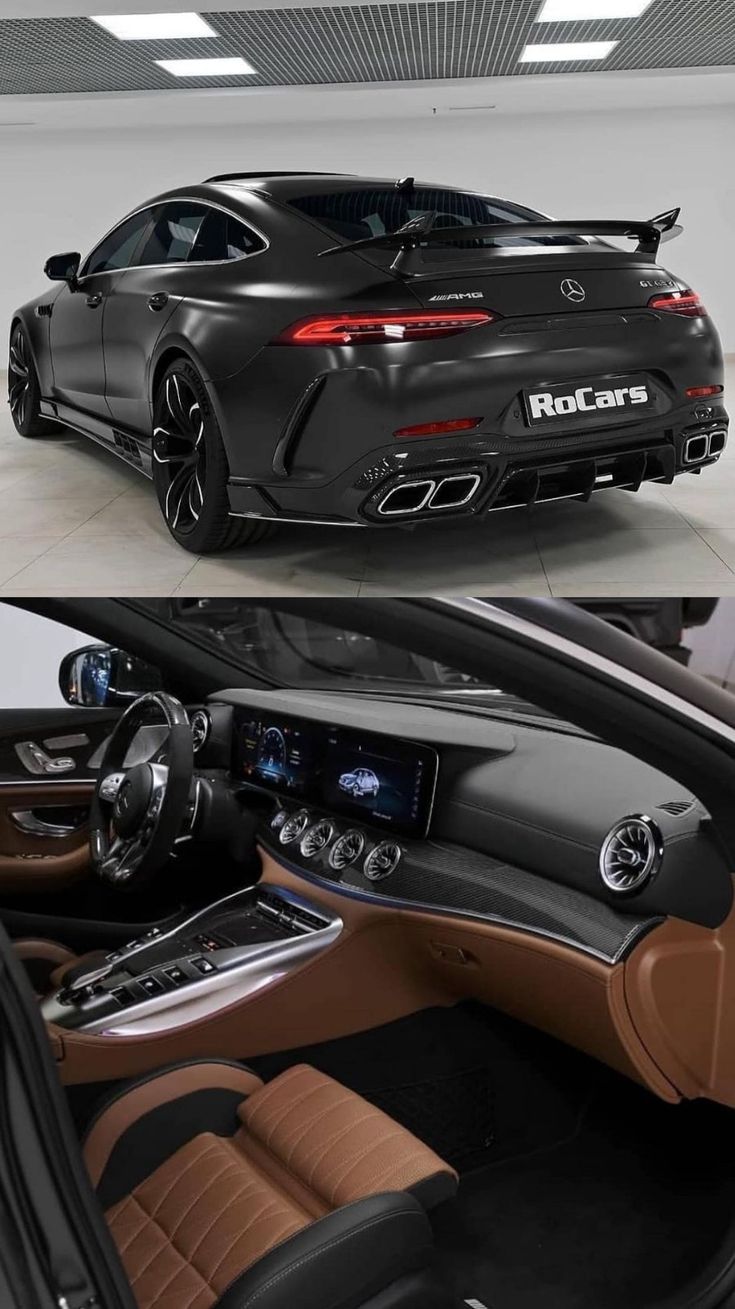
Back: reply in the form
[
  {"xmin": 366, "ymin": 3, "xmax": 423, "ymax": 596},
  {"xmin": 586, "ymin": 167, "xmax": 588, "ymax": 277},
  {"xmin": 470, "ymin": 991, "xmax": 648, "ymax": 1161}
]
[
  {"xmin": 132, "ymin": 201, "xmax": 209, "ymax": 267},
  {"xmin": 83, "ymin": 209, "xmax": 153, "ymax": 276},
  {"xmin": 0, "ymin": 607, "xmax": 98, "ymax": 708},
  {"xmin": 189, "ymin": 209, "xmax": 265, "ymax": 262}
]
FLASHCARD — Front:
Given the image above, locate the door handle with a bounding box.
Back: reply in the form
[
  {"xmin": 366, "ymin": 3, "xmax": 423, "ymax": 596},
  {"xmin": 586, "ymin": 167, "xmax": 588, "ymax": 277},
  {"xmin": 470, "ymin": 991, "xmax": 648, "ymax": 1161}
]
[
  {"xmin": 148, "ymin": 292, "xmax": 169, "ymax": 312},
  {"xmin": 10, "ymin": 810, "xmax": 87, "ymax": 838},
  {"xmin": 85, "ymin": 292, "xmax": 103, "ymax": 309}
]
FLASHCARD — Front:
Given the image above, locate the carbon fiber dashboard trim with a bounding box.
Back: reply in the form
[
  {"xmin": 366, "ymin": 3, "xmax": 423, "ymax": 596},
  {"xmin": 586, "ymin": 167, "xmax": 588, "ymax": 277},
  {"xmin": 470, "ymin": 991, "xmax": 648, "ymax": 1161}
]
[{"xmin": 259, "ymin": 822, "xmax": 660, "ymax": 964}]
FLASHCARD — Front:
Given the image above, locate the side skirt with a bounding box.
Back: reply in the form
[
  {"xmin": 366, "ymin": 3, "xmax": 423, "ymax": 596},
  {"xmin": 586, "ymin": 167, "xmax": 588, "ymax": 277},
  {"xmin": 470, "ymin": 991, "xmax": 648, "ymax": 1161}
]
[{"xmin": 39, "ymin": 398, "xmax": 153, "ymax": 479}]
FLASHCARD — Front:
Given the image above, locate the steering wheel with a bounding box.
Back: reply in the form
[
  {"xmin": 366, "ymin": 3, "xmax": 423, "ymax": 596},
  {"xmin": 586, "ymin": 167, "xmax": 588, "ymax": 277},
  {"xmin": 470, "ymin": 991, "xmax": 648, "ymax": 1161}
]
[{"xmin": 89, "ymin": 692, "xmax": 194, "ymax": 888}]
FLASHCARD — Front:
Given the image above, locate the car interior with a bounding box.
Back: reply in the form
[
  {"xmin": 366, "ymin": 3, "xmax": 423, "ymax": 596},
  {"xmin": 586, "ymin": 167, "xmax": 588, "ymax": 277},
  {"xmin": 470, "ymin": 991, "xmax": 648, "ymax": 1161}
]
[{"xmin": 3, "ymin": 599, "xmax": 735, "ymax": 1309}]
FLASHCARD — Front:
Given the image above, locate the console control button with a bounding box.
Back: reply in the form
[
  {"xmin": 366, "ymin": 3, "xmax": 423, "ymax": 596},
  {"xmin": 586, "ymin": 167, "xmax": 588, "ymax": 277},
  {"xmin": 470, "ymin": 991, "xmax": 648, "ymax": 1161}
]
[
  {"xmin": 139, "ymin": 975, "xmax": 164, "ymax": 996},
  {"xmin": 192, "ymin": 957, "xmax": 216, "ymax": 975},
  {"xmin": 164, "ymin": 966, "xmax": 187, "ymax": 986},
  {"xmin": 111, "ymin": 986, "xmax": 134, "ymax": 1006},
  {"xmin": 193, "ymin": 932, "xmax": 229, "ymax": 952}
]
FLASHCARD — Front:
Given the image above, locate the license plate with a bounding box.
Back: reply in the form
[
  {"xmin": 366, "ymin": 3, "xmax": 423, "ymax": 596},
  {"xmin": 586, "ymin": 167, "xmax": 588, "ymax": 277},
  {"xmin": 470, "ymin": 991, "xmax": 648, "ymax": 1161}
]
[{"xmin": 523, "ymin": 374, "xmax": 654, "ymax": 427}]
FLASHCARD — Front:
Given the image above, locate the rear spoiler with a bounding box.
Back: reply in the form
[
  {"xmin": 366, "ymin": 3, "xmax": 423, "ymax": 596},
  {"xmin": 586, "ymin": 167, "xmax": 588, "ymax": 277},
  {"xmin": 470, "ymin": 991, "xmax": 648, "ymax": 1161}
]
[{"xmin": 318, "ymin": 207, "xmax": 683, "ymax": 274}]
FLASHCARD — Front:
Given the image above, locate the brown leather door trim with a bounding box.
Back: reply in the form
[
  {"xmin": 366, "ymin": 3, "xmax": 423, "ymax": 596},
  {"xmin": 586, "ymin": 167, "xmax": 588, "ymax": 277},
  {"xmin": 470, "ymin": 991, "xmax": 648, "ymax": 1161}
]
[{"xmin": 0, "ymin": 781, "xmax": 93, "ymax": 890}]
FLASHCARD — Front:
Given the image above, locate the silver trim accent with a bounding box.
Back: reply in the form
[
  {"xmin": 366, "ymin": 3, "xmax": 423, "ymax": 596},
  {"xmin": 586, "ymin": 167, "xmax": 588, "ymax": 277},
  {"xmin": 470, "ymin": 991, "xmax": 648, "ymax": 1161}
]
[
  {"xmin": 599, "ymin": 814, "xmax": 663, "ymax": 894},
  {"xmin": 684, "ymin": 434, "xmax": 708, "ymax": 464},
  {"xmin": 377, "ymin": 479, "xmax": 436, "ymax": 516},
  {"xmin": 266, "ymin": 843, "xmax": 655, "ymax": 965},
  {"xmin": 364, "ymin": 839, "xmax": 403, "ymax": 881},
  {"xmin": 707, "ymin": 429, "xmax": 727, "ymax": 455},
  {"xmin": 43, "ymin": 885, "xmax": 342, "ymax": 1037},
  {"xmin": 228, "ymin": 510, "xmax": 365, "ymax": 527},
  {"xmin": 9, "ymin": 809, "xmax": 86, "ymax": 838},
  {"xmin": 78, "ymin": 196, "xmax": 270, "ymax": 281}
]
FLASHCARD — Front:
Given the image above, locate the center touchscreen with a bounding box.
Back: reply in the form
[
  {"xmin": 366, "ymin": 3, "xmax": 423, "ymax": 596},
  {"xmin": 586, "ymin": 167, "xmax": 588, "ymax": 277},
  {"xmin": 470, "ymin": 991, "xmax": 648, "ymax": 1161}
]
[{"xmin": 234, "ymin": 711, "xmax": 437, "ymax": 837}]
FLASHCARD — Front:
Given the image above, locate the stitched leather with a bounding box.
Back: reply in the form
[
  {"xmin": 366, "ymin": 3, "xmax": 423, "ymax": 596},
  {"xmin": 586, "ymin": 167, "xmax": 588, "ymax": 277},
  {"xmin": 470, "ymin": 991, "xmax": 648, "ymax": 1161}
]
[
  {"xmin": 239, "ymin": 1065, "xmax": 457, "ymax": 1209},
  {"xmin": 98, "ymin": 1064, "xmax": 457, "ymax": 1309},
  {"xmin": 106, "ymin": 1134, "xmax": 310, "ymax": 1309}
]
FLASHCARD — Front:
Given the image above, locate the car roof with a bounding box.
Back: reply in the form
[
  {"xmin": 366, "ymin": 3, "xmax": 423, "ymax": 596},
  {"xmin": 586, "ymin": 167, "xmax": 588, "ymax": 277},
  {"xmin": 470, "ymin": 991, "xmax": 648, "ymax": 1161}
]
[{"xmin": 201, "ymin": 173, "xmax": 462, "ymax": 200}]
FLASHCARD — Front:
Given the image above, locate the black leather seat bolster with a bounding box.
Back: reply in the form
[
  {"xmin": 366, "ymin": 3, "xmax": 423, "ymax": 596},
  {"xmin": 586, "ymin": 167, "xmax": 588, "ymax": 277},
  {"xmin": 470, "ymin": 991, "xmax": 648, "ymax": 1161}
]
[{"xmin": 214, "ymin": 1193, "xmax": 437, "ymax": 1309}]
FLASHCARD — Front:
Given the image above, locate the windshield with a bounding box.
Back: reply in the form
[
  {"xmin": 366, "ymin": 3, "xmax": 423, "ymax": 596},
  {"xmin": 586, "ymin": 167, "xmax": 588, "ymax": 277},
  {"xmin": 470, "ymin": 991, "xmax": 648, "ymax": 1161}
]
[
  {"xmin": 288, "ymin": 186, "xmax": 588, "ymax": 249},
  {"xmin": 128, "ymin": 598, "xmax": 571, "ymax": 728}
]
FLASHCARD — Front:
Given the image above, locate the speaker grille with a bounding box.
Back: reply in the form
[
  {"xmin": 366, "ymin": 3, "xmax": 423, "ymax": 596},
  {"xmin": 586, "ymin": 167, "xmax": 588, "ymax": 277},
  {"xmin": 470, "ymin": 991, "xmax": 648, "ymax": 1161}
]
[{"xmin": 599, "ymin": 816, "xmax": 663, "ymax": 894}]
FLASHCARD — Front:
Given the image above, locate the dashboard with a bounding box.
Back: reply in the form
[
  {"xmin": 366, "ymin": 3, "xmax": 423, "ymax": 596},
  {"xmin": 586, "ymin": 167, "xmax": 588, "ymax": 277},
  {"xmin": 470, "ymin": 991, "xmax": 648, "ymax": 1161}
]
[{"xmin": 182, "ymin": 688, "xmax": 734, "ymax": 967}]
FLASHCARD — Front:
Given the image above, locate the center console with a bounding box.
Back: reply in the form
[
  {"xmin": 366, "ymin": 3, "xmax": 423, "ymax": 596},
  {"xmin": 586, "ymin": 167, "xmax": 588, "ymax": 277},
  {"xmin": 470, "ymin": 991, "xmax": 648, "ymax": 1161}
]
[{"xmin": 41, "ymin": 885, "xmax": 342, "ymax": 1036}]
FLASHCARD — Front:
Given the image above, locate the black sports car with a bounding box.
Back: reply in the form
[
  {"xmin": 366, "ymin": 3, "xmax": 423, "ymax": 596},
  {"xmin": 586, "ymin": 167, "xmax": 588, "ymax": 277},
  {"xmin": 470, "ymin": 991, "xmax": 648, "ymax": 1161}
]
[{"xmin": 8, "ymin": 172, "xmax": 729, "ymax": 553}]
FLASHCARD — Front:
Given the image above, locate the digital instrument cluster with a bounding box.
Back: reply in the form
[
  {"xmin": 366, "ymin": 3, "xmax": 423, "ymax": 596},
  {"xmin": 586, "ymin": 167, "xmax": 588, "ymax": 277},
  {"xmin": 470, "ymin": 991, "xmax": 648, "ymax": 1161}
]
[{"xmin": 233, "ymin": 709, "xmax": 438, "ymax": 837}]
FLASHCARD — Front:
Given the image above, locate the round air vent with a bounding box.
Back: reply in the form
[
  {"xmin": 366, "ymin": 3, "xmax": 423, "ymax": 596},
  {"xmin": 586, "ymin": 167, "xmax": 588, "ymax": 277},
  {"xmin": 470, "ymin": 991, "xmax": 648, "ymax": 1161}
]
[
  {"xmin": 364, "ymin": 840, "xmax": 402, "ymax": 881},
  {"xmin": 300, "ymin": 819, "xmax": 334, "ymax": 859},
  {"xmin": 190, "ymin": 709, "xmax": 210, "ymax": 754},
  {"xmin": 599, "ymin": 815, "xmax": 663, "ymax": 894},
  {"xmin": 279, "ymin": 809, "xmax": 311, "ymax": 845},
  {"xmin": 329, "ymin": 829, "xmax": 365, "ymax": 872}
]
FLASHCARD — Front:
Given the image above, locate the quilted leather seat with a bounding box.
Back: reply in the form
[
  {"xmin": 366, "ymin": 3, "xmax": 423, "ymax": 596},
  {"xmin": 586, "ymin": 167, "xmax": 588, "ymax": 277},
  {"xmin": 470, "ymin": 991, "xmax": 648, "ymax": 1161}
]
[{"xmin": 83, "ymin": 1060, "xmax": 459, "ymax": 1309}]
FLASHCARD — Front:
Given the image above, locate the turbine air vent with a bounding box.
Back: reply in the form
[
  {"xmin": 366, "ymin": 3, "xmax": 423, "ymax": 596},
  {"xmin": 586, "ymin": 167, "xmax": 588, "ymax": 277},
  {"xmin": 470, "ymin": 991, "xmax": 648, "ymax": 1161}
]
[
  {"xmin": 600, "ymin": 815, "xmax": 663, "ymax": 894},
  {"xmin": 189, "ymin": 709, "xmax": 211, "ymax": 754},
  {"xmin": 279, "ymin": 809, "xmax": 311, "ymax": 846},
  {"xmin": 300, "ymin": 819, "xmax": 334, "ymax": 859},
  {"xmin": 364, "ymin": 840, "xmax": 402, "ymax": 881},
  {"xmin": 657, "ymin": 799, "xmax": 695, "ymax": 816},
  {"xmin": 329, "ymin": 828, "xmax": 365, "ymax": 872}
]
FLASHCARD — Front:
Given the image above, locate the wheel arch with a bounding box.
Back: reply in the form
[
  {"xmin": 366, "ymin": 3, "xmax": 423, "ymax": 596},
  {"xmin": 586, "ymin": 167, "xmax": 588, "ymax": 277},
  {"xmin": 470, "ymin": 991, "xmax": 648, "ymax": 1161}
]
[{"xmin": 149, "ymin": 335, "xmax": 234, "ymax": 465}]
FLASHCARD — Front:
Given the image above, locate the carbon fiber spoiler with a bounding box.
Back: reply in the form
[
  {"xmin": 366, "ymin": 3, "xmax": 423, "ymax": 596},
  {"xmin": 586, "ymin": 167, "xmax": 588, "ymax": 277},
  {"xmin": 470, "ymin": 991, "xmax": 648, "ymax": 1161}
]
[{"xmin": 318, "ymin": 207, "xmax": 683, "ymax": 273}]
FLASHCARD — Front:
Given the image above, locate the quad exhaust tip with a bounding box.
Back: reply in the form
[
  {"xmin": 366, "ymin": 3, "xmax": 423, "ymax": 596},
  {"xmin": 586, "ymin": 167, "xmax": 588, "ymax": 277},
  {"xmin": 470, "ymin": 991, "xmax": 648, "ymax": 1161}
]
[
  {"xmin": 377, "ymin": 472, "xmax": 481, "ymax": 517},
  {"xmin": 684, "ymin": 429, "xmax": 727, "ymax": 465}
]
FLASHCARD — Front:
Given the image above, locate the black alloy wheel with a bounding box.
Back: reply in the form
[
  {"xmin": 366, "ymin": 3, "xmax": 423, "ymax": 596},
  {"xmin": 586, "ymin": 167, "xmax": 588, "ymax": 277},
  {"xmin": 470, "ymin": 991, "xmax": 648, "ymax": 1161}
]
[
  {"xmin": 152, "ymin": 358, "xmax": 272, "ymax": 554},
  {"xmin": 8, "ymin": 325, "xmax": 56, "ymax": 438}
]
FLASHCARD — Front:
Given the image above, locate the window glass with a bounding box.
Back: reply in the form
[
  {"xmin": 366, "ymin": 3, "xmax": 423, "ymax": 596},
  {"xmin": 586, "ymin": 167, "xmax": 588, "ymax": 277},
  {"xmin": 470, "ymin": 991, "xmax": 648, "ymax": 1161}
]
[
  {"xmin": 189, "ymin": 209, "xmax": 265, "ymax": 262},
  {"xmin": 84, "ymin": 209, "xmax": 153, "ymax": 276},
  {"xmin": 133, "ymin": 202, "xmax": 209, "ymax": 267},
  {"xmin": 289, "ymin": 187, "xmax": 586, "ymax": 249},
  {"xmin": 0, "ymin": 607, "xmax": 98, "ymax": 708}
]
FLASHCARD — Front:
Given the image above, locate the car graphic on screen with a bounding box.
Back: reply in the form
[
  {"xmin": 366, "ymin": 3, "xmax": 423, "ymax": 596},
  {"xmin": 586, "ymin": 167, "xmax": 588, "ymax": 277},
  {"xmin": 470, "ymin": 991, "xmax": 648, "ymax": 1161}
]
[{"xmin": 338, "ymin": 766, "xmax": 380, "ymax": 799}]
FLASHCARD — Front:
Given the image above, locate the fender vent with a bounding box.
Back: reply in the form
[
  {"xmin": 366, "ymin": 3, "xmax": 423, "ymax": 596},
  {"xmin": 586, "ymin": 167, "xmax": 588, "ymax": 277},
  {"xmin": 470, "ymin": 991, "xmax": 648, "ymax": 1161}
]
[
  {"xmin": 657, "ymin": 799, "xmax": 695, "ymax": 816},
  {"xmin": 600, "ymin": 815, "xmax": 663, "ymax": 894}
]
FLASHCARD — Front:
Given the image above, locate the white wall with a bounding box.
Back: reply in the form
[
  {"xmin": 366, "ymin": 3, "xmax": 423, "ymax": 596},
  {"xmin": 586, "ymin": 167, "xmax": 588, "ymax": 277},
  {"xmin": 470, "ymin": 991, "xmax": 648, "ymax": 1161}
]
[
  {"xmin": 2, "ymin": 102, "xmax": 734, "ymax": 348},
  {"xmin": 0, "ymin": 606, "xmax": 96, "ymax": 706}
]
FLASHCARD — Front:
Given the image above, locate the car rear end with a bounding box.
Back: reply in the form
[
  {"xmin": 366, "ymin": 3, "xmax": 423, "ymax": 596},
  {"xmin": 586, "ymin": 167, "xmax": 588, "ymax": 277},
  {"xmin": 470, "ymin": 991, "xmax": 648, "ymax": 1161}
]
[{"xmin": 217, "ymin": 179, "xmax": 728, "ymax": 528}]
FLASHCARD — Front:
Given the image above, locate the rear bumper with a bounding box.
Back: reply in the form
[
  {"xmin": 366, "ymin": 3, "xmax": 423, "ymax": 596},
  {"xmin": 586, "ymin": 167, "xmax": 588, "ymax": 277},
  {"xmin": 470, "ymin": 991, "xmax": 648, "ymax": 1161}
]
[{"xmin": 227, "ymin": 404, "xmax": 729, "ymax": 527}]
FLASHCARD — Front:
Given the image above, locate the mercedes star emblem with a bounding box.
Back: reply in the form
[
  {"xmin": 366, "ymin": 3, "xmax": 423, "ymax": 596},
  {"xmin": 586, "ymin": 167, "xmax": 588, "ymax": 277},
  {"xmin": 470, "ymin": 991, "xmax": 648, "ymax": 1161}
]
[{"xmin": 560, "ymin": 278, "xmax": 586, "ymax": 303}]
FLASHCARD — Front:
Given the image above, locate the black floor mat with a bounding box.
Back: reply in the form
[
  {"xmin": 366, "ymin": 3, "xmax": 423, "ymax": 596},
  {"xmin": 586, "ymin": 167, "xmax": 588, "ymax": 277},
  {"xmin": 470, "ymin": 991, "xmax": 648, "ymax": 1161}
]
[{"xmin": 249, "ymin": 1003, "xmax": 735, "ymax": 1309}]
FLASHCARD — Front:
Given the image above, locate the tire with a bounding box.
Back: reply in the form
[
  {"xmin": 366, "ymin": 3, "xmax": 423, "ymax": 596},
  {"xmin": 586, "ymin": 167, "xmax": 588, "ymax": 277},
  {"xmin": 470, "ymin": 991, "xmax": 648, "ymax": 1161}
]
[
  {"xmin": 8, "ymin": 324, "xmax": 57, "ymax": 438},
  {"xmin": 152, "ymin": 358, "xmax": 273, "ymax": 554}
]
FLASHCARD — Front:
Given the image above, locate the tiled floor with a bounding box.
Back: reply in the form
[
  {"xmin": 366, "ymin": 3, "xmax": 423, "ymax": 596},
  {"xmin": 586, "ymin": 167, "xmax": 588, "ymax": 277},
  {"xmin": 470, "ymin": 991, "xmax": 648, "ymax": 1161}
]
[{"xmin": 1, "ymin": 361, "xmax": 733, "ymax": 596}]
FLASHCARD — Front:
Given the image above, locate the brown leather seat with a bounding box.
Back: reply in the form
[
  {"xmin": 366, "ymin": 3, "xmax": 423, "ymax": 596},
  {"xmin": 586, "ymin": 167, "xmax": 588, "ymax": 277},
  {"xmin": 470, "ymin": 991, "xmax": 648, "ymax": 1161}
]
[
  {"xmin": 83, "ymin": 1060, "xmax": 459, "ymax": 1309},
  {"xmin": 14, "ymin": 937, "xmax": 109, "ymax": 993}
]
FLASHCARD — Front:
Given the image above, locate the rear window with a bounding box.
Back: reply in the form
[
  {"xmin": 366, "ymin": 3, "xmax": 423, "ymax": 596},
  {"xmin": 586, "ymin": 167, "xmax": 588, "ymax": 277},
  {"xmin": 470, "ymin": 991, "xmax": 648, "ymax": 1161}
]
[{"xmin": 288, "ymin": 187, "xmax": 586, "ymax": 249}]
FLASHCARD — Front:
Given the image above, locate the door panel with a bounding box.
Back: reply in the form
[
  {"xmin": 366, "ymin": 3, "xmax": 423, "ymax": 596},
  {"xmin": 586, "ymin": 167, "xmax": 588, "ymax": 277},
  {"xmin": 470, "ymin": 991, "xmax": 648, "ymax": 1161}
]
[
  {"xmin": 0, "ymin": 781, "xmax": 94, "ymax": 891},
  {"xmin": 101, "ymin": 267, "xmax": 183, "ymax": 433},
  {"xmin": 48, "ymin": 279, "xmax": 111, "ymax": 419}
]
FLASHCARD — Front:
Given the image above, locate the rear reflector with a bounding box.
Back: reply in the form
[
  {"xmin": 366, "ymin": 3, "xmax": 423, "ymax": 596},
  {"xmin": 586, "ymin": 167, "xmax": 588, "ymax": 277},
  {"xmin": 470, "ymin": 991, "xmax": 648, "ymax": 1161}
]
[
  {"xmin": 394, "ymin": 417, "xmax": 483, "ymax": 438},
  {"xmin": 273, "ymin": 310, "xmax": 494, "ymax": 345},
  {"xmin": 685, "ymin": 385, "xmax": 723, "ymax": 398},
  {"xmin": 647, "ymin": 289, "xmax": 707, "ymax": 317}
]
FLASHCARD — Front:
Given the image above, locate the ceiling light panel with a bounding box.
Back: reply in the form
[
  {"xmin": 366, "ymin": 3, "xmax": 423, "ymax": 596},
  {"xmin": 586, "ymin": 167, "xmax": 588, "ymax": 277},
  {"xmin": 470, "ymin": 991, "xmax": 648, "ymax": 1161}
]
[
  {"xmin": 157, "ymin": 56, "xmax": 257, "ymax": 76},
  {"xmin": 536, "ymin": 0, "xmax": 651, "ymax": 19},
  {"xmin": 91, "ymin": 13, "xmax": 217, "ymax": 40},
  {"xmin": 520, "ymin": 40, "xmax": 619, "ymax": 61}
]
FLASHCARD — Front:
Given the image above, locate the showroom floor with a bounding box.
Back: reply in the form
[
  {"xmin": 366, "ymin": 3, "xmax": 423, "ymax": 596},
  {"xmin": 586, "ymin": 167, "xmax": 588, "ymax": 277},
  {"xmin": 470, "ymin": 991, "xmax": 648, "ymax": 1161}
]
[{"xmin": 1, "ymin": 359, "xmax": 734, "ymax": 597}]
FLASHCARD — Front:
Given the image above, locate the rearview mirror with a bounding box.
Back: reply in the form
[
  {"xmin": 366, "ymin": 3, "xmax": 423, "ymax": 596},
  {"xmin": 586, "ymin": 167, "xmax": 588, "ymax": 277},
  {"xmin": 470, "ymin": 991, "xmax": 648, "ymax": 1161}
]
[
  {"xmin": 44, "ymin": 252, "xmax": 81, "ymax": 283},
  {"xmin": 59, "ymin": 644, "xmax": 164, "ymax": 708}
]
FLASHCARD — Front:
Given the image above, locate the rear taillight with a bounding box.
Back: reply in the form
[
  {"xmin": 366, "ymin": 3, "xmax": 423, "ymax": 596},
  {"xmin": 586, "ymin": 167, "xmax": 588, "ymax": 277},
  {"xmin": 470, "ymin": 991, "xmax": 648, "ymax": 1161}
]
[
  {"xmin": 647, "ymin": 289, "xmax": 707, "ymax": 317},
  {"xmin": 394, "ymin": 417, "xmax": 483, "ymax": 438},
  {"xmin": 273, "ymin": 310, "xmax": 495, "ymax": 345},
  {"xmin": 686, "ymin": 385, "xmax": 723, "ymax": 399}
]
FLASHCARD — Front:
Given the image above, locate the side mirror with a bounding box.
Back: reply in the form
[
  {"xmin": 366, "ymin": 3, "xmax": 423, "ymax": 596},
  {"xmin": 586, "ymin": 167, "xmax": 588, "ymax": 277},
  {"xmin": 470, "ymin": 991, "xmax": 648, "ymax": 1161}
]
[
  {"xmin": 59, "ymin": 645, "xmax": 164, "ymax": 708},
  {"xmin": 44, "ymin": 252, "xmax": 81, "ymax": 284}
]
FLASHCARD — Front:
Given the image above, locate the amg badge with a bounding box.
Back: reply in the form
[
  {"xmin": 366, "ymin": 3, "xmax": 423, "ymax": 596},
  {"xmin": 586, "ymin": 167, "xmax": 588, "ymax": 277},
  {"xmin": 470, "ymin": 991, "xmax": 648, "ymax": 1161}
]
[
  {"xmin": 524, "ymin": 376, "xmax": 653, "ymax": 425},
  {"xmin": 427, "ymin": 291, "xmax": 484, "ymax": 301}
]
